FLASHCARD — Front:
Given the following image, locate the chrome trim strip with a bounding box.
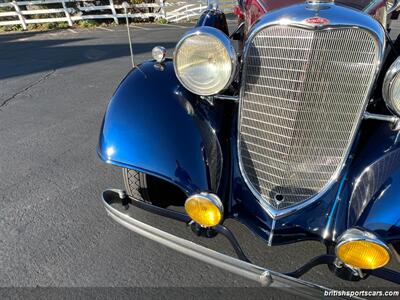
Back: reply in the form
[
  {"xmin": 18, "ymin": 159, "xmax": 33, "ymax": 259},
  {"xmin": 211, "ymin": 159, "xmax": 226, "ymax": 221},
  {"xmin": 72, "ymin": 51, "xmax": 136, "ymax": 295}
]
[
  {"xmin": 237, "ymin": 3, "xmax": 385, "ymax": 219},
  {"xmin": 307, "ymin": 0, "xmax": 333, "ymax": 3},
  {"xmin": 387, "ymin": 0, "xmax": 400, "ymax": 14},
  {"xmin": 267, "ymin": 218, "xmax": 276, "ymax": 246},
  {"xmin": 255, "ymin": 0, "xmax": 268, "ymax": 13},
  {"xmin": 102, "ymin": 189, "xmax": 350, "ymax": 299},
  {"xmin": 214, "ymin": 95, "xmax": 239, "ymax": 101}
]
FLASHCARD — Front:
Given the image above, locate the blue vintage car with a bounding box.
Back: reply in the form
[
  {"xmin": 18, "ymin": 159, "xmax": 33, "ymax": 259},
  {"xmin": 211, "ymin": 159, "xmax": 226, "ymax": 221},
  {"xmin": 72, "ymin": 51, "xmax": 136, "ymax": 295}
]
[{"xmin": 98, "ymin": 0, "xmax": 400, "ymax": 296}]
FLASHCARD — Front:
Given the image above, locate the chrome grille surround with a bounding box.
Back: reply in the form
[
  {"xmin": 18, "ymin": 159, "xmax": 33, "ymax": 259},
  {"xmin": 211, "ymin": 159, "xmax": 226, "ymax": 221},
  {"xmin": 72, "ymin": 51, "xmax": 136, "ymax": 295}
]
[{"xmin": 238, "ymin": 4, "xmax": 385, "ymax": 219}]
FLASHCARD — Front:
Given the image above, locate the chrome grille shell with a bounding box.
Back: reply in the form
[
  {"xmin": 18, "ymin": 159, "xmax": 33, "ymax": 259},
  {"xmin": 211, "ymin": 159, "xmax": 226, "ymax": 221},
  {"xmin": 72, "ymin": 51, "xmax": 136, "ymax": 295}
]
[{"xmin": 237, "ymin": 4, "xmax": 385, "ymax": 219}]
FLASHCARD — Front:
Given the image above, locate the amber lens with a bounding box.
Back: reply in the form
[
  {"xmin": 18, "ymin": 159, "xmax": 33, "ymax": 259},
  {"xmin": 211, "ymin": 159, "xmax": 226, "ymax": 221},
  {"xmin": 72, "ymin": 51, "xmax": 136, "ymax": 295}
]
[
  {"xmin": 185, "ymin": 196, "xmax": 222, "ymax": 227},
  {"xmin": 337, "ymin": 240, "xmax": 390, "ymax": 270}
]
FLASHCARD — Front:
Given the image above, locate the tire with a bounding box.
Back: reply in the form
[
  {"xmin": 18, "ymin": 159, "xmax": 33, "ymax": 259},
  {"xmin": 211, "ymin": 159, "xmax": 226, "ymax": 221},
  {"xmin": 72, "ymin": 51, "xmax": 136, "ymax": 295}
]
[
  {"xmin": 122, "ymin": 168, "xmax": 150, "ymax": 203},
  {"xmin": 122, "ymin": 168, "xmax": 186, "ymax": 208}
]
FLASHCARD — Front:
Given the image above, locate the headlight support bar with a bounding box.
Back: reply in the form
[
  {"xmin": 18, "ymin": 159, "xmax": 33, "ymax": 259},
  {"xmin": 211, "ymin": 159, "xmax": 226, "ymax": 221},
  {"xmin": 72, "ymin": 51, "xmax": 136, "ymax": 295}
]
[{"xmin": 364, "ymin": 112, "xmax": 400, "ymax": 130}]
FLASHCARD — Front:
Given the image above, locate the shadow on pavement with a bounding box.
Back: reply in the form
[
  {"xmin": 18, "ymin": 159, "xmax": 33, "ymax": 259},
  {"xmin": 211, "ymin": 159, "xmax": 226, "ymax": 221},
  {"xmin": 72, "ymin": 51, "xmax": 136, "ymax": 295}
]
[{"xmin": 0, "ymin": 31, "xmax": 176, "ymax": 80}]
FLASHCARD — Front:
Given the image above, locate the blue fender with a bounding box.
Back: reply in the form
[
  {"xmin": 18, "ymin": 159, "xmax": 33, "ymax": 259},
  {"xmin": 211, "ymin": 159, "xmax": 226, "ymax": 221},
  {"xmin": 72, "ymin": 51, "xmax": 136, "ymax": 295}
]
[
  {"xmin": 98, "ymin": 60, "xmax": 222, "ymax": 195},
  {"xmin": 346, "ymin": 122, "xmax": 400, "ymax": 243},
  {"xmin": 349, "ymin": 146, "xmax": 400, "ymax": 242},
  {"xmin": 196, "ymin": 9, "xmax": 229, "ymax": 35}
]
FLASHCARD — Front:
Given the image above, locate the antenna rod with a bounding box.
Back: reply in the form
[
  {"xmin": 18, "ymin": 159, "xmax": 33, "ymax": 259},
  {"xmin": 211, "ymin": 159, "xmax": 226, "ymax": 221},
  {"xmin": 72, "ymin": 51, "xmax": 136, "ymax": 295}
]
[{"xmin": 122, "ymin": 2, "xmax": 135, "ymax": 68}]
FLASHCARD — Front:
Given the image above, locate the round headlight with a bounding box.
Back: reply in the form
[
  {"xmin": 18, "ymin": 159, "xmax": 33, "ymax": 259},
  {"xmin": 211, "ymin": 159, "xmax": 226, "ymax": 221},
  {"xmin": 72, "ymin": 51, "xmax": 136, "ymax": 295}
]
[
  {"xmin": 383, "ymin": 57, "xmax": 400, "ymax": 116},
  {"xmin": 174, "ymin": 27, "xmax": 237, "ymax": 96}
]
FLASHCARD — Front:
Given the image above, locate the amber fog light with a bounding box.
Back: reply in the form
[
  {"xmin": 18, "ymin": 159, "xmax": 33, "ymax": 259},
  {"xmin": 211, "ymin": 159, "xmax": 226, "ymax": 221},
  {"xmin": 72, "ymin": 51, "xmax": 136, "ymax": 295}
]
[
  {"xmin": 336, "ymin": 228, "xmax": 390, "ymax": 270},
  {"xmin": 184, "ymin": 193, "xmax": 223, "ymax": 227}
]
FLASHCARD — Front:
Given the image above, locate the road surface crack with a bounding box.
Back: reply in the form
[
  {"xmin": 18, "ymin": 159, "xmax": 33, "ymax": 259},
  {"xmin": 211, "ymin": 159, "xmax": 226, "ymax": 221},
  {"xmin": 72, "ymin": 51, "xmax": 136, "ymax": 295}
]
[{"xmin": 0, "ymin": 69, "xmax": 56, "ymax": 111}]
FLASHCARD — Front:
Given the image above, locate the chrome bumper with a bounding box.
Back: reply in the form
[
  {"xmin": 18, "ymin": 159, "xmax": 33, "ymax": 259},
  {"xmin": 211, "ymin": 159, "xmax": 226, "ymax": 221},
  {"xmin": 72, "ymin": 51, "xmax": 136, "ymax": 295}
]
[{"xmin": 102, "ymin": 189, "xmax": 355, "ymax": 299}]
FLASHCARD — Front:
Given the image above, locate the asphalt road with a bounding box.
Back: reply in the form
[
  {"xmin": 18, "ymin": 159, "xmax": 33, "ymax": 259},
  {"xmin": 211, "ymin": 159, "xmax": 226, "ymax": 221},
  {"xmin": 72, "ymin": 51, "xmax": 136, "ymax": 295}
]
[{"xmin": 0, "ymin": 22, "xmax": 399, "ymax": 299}]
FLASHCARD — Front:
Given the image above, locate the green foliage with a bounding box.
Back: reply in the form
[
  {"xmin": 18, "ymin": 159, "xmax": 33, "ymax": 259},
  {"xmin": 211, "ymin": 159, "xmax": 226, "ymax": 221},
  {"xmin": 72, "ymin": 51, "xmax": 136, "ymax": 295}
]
[
  {"xmin": 156, "ymin": 18, "xmax": 168, "ymax": 24},
  {"xmin": 26, "ymin": 22, "xmax": 69, "ymax": 31},
  {"xmin": 0, "ymin": 25, "xmax": 23, "ymax": 32},
  {"xmin": 57, "ymin": 22, "xmax": 69, "ymax": 29},
  {"xmin": 26, "ymin": 24, "xmax": 40, "ymax": 30},
  {"xmin": 77, "ymin": 19, "xmax": 98, "ymax": 28},
  {"xmin": 0, "ymin": 22, "xmax": 70, "ymax": 32}
]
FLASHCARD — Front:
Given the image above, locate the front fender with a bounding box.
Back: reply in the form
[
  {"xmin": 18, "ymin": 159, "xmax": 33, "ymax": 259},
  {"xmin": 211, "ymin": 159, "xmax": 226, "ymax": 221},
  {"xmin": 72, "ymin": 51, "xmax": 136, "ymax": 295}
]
[
  {"xmin": 345, "ymin": 121, "xmax": 400, "ymax": 243},
  {"xmin": 98, "ymin": 60, "xmax": 222, "ymax": 195},
  {"xmin": 349, "ymin": 146, "xmax": 400, "ymax": 242}
]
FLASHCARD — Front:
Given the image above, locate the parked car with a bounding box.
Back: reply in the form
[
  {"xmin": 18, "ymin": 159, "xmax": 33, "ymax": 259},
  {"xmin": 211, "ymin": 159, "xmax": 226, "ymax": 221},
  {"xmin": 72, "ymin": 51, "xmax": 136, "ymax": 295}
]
[{"xmin": 98, "ymin": 0, "xmax": 400, "ymax": 297}]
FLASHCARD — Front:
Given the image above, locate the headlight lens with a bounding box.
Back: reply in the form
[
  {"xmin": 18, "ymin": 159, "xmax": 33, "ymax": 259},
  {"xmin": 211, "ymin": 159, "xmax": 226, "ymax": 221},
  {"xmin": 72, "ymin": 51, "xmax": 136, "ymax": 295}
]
[
  {"xmin": 336, "ymin": 228, "xmax": 391, "ymax": 270},
  {"xmin": 174, "ymin": 27, "xmax": 236, "ymax": 96},
  {"xmin": 383, "ymin": 57, "xmax": 400, "ymax": 116}
]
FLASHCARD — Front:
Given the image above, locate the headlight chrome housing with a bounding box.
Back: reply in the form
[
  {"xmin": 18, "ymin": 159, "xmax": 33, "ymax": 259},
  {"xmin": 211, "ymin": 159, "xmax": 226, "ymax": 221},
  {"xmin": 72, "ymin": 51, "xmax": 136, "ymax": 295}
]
[
  {"xmin": 383, "ymin": 57, "xmax": 400, "ymax": 117},
  {"xmin": 174, "ymin": 27, "xmax": 237, "ymax": 96}
]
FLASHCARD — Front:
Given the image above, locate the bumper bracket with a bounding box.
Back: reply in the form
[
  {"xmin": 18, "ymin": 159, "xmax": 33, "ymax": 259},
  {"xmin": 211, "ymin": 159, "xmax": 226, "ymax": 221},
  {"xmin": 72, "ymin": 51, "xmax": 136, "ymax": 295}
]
[{"xmin": 102, "ymin": 189, "xmax": 357, "ymax": 299}]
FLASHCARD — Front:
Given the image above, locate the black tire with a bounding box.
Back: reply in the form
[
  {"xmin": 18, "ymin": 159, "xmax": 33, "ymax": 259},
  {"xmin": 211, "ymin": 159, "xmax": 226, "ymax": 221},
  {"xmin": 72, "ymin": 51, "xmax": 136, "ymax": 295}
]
[
  {"xmin": 122, "ymin": 168, "xmax": 150, "ymax": 203},
  {"xmin": 122, "ymin": 168, "xmax": 186, "ymax": 208}
]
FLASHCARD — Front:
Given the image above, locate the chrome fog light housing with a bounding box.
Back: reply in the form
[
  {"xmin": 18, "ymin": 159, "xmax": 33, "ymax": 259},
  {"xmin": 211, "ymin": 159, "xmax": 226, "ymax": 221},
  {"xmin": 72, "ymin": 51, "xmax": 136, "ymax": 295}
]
[
  {"xmin": 184, "ymin": 193, "xmax": 223, "ymax": 227},
  {"xmin": 174, "ymin": 27, "xmax": 237, "ymax": 96},
  {"xmin": 336, "ymin": 228, "xmax": 391, "ymax": 270},
  {"xmin": 383, "ymin": 57, "xmax": 400, "ymax": 116},
  {"xmin": 152, "ymin": 46, "xmax": 166, "ymax": 63}
]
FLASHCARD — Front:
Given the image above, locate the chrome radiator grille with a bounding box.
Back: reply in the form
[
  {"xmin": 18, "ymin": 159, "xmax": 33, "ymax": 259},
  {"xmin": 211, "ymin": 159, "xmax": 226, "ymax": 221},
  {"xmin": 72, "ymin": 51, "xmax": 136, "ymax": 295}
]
[{"xmin": 239, "ymin": 26, "xmax": 379, "ymax": 212}]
